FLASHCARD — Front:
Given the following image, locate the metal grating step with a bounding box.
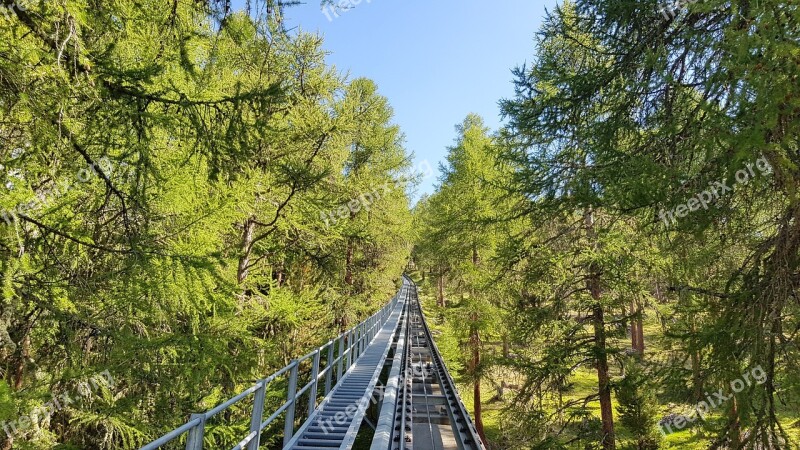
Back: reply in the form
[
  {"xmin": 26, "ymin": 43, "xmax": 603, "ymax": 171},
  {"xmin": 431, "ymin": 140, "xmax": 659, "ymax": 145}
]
[{"xmin": 285, "ymin": 285, "xmax": 410, "ymax": 450}]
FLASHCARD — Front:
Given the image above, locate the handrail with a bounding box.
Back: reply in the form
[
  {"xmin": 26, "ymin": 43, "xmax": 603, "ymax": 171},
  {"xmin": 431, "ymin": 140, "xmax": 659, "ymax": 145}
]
[
  {"xmin": 139, "ymin": 288, "xmax": 402, "ymax": 450},
  {"xmin": 370, "ymin": 296, "xmax": 409, "ymax": 450}
]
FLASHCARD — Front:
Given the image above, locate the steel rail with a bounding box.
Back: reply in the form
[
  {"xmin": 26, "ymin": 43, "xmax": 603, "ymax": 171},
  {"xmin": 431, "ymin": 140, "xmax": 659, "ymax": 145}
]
[
  {"xmin": 409, "ymin": 281, "xmax": 485, "ymax": 450},
  {"xmin": 370, "ymin": 293, "xmax": 409, "ymax": 450}
]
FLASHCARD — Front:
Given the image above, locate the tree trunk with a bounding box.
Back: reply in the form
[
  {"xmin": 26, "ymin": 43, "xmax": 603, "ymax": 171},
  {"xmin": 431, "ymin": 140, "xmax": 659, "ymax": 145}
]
[
  {"xmin": 473, "ymin": 376, "xmax": 487, "ymax": 444},
  {"xmin": 630, "ymin": 299, "xmax": 639, "ymax": 353},
  {"xmin": 469, "ymin": 244, "xmax": 486, "ymax": 445},
  {"xmin": 470, "ymin": 313, "xmax": 487, "ymax": 445},
  {"xmin": 593, "ymin": 301, "xmax": 615, "ymax": 449},
  {"xmin": 635, "ymin": 307, "xmax": 645, "ymax": 355},
  {"xmin": 691, "ymin": 349, "xmax": 703, "ymax": 402},
  {"xmin": 498, "ymin": 339, "xmax": 510, "ymax": 400},
  {"xmin": 237, "ymin": 216, "xmax": 257, "ymax": 284},
  {"xmin": 13, "ymin": 334, "xmax": 29, "ymax": 390},
  {"xmin": 585, "ymin": 207, "xmax": 616, "ymax": 450},
  {"xmin": 729, "ymin": 395, "xmax": 741, "ymax": 448},
  {"xmin": 437, "ymin": 271, "xmax": 445, "ymax": 307},
  {"xmin": 630, "ymin": 299, "xmax": 645, "ymax": 355},
  {"xmin": 592, "ymin": 299, "xmax": 615, "ymax": 449},
  {"xmin": 345, "ymin": 239, "xmax": 354, "ymax": 287}
]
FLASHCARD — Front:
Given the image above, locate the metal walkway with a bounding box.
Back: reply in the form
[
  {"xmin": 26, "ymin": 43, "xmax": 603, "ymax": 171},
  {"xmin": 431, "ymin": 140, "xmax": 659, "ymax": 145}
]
[
  {"xmin": 140, "ymin": 276, "xmax": 484, "ymax": 450},
  {"xmin": 283, "ymin": 282, "xmax": 409, "ymax": 449}
]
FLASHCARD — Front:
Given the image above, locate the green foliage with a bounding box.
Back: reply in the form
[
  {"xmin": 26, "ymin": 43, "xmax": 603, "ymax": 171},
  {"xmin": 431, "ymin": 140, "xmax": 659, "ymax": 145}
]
[
  {"xmin": 417, "ymin": 0, "xmax": 800, "ymax": 448},
  {"xmin": 0, "ymin": 1, "xmax": 413, "ymax": 448},
  {"xmin": 616, "ymin": 361, "xmax": 662, "ymax": 450},
  {"xmin": 2, "ymin": 0, "xmax": 799, "ymax": 448}
]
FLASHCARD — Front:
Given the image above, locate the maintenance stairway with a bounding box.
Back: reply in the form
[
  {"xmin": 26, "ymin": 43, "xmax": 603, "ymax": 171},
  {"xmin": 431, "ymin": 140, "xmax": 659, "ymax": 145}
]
[{"xmin": 140, "ymin": 276, "xmax": 484, "ymax": 450}]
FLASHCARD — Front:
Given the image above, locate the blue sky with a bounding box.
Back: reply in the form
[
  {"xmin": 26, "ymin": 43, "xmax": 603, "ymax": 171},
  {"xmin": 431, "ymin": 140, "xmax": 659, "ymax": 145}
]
[{"xmin": 233, "ymin": 0, "xmax": 559, "ymax": 198}]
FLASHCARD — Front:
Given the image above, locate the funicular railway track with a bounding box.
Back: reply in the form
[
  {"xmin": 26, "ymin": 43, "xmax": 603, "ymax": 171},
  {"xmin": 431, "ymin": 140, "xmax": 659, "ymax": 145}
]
[
  {"xmin": 140, "ymin": 276, "xmax": 484, "ymax": 450},
  {"xmin": 399, "ymin": 278, "xmax": 484, "ymax": 450}
]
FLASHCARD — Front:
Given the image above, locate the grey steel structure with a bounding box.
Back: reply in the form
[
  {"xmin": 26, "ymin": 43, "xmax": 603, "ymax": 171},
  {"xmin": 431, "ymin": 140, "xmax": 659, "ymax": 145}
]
[{"xmin": 139, "ymin": 276, "xmax": 484, "ymax": 450}]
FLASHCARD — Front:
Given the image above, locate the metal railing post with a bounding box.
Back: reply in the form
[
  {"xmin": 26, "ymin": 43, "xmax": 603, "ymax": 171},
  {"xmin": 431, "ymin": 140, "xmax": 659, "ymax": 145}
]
[
  {"xmin": 185, "ymin": 414, "xmax": 205, "ymax": 450},
  {"xmin": 246, "ymin": 380, "xmax": 267, "ymax": 450},
  {"xmin": 337, "ymin": 335, "xmax": 345, "ymax": 381},
  {"xmin": 358, "ymin": 323, "xmax": 366, "ymax": 357},
  {"xmin": 353, "ymin": 327, "xmax": 359, "ymax": 361},
  {"xmin": 325, "ymin": 342, "xmax": 334, "ymax": 395},
  {"xmin": 283, "ymin": 361, "xmax": 299, "ymax": 448},
  {"xmin": 362, "ymin": 323, "xmax": 367, "ymax": 352},
  {"xmin": 346, "ymin": 330, "xmax": 353, "ymax": 369},
  {"xmin": 308, "ymin": 350, "xmax": 321, "ymax": 416}
]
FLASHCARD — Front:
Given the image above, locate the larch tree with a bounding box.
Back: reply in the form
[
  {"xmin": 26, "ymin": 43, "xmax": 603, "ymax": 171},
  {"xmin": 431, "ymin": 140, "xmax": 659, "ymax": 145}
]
[
  {"xmin": 0, "ymin": 1, "xmax": 414, "ymax": 448},
  {"xmin": 414, "ymin": 114, "xmax": 514, "ymax": 445}
]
